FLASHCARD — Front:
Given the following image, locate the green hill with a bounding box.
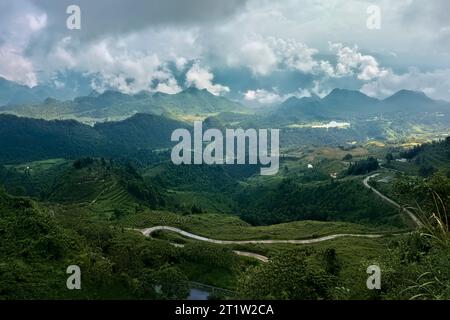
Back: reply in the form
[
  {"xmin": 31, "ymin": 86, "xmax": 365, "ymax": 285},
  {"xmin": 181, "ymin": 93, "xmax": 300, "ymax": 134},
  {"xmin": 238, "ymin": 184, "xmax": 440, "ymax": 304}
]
[
  {"xmin": 0, "ymin": 113, "xmax": 187, "ymax": 164},
  {"xmin": 1, "ymin": 87, "xmax": 248, "ymax": 122}
]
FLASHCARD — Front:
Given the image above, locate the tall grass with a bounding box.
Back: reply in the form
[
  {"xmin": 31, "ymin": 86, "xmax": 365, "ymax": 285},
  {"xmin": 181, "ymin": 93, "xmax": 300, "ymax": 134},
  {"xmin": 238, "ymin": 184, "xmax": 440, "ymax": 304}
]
[
  {"xmin": 412, "ymin": 191, "xmax": 449, "ymax": 247},
  {"xmin": 401, "ymin": 191, "xmax": 449, "ymax": 300}
]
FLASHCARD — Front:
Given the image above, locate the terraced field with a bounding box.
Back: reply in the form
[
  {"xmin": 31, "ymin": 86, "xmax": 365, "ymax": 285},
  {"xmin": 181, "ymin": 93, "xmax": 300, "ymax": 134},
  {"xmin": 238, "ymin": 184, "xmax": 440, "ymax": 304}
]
[{"xmin": 90, "ymin": 180, "xmax": 137, "ymax": 214}]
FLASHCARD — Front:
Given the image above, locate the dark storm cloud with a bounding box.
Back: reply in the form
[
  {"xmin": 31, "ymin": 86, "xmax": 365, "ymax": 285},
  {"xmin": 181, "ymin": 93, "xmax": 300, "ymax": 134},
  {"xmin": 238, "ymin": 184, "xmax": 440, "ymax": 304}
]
[
  {"xmin": 401, "ymin": 0, "xmax": 450, "ymax": 27},
  {"xmin": 34, "ymin": 0, "xmax": 248, "ymax": 40}
]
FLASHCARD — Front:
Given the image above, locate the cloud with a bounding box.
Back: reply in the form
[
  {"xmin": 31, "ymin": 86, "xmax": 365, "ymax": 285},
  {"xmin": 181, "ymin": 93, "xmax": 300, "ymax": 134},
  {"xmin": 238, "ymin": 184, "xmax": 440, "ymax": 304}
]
[
  {"xmin": 0, "ymin": 44, "xmax": 37, "ymax": 86},
  {"xmin": 26, "ymin": 13, "xmax": 47, "ymax": 31},
  {"xmin": 185, "ymin": 62, "xmax": 230, "ymax": 96},
  {"xmin": 33, "ymin": 0, "xmax": 249, "ymax": 41},
  {"xmin": 238, "ymin": 40, "xmax": 278, "ymax": 76},
  {"xmin": 244, "ymin": 89, "xmax": 285, "ymax": 104},
  {"xmin": 361, "ymin": 68, "xmax": 450, "ymax": 101},
  {"xmin": 269, "ymin": 38, "xmax": 320, "ymax": 74},
  {"xmin": 0, "ymin": 1, "xmax": 46, "ymax": 86},
  {"xmin": 329, "ymin": 43, "xmax": 387, "ymax": 81},
  {"xmin": 221, "ymin": 35, "xmax": 337, "ymax": 78},
  {"xmin": 244, "ymin": 88, "xmax": 312, "ymax": 105},
  {"xmin": 47, "ymin": 36, "xmax": 183, "ymax": 94},
  {"xmin": 1, "ymin": 0, "xmax": 449, "ymax": 101},
  {"xmin": 155, "ymin": 77, "xmax": 182, "ymax": 95}
]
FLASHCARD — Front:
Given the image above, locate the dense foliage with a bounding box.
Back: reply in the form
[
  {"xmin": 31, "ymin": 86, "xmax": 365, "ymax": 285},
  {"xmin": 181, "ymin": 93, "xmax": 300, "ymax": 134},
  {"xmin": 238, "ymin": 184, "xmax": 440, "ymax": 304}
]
[
  {"xmin": 347, "ymin": 157, "xmax": 379, "ymax": 175},
  {"xmin": 236, "ymin": 179, "xmax": 400, "ymax": 226}
]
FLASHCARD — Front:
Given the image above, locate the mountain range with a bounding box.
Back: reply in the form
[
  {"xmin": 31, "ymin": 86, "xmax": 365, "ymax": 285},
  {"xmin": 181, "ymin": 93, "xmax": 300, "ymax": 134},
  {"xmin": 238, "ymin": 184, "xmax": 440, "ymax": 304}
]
[
  {"xmin": 1, "ymin": 76, "xmax": 449, "ymax": 126},
  {"xmin": 0, "ymin": 77, "xmax": 449, "ymax": 163},
  {"xmin": 0, "ymin": 84, "xmax": 247, "ymax": 122},
  {"xmin": 271, "ymin": 88, "xmax": 450, "ymax": 125},
  {"xmin": 0, "ymin": 76, "xmax": 91, "ymax": 106}
]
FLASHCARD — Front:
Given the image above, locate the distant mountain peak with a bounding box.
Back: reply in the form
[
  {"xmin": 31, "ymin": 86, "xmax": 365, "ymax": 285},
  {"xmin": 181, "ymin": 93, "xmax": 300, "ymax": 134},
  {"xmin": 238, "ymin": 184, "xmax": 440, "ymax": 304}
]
[
  {"xmin": 182, "ymin": 87, "xmax": 211, "ymax": 95},
  {"xmin": 283, "ymin": 96, "xmax": 300, "ymax": 104},
  {"xmin": 43, "ymin": 97, "xmax": 59, "ymax": 104},
  {"xmin": 99, "ymin": 90, "xmax": 129, "ymax": 98},
  {"xmin": 325, "ymin": 88, "xmax": 373, "ymax": 99},
  {"xmin": 386, "ymin": 89, "xmax": 430, "ymax": 100}
]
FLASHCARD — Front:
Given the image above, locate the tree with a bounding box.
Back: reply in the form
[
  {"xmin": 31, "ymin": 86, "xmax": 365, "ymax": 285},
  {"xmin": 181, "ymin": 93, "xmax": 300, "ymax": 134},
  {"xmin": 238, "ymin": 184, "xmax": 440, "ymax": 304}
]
[
  {"xmin": 343, "ymin": 154, "xmax": 353, "ymax": 161},
  {"xmin": 238, "ymin": 248, "xmax": 335, "ymax": 299},
  {"xmin": 419, "ymin": 165, "xmax": 436, "ymax": 177},
  {"xmin": 347, "ymin": 157, "xmax": 379, "ymax": 175},
  {"xmin": 386, "ymin": 153, "xmax": 394, "ymax": 164}
]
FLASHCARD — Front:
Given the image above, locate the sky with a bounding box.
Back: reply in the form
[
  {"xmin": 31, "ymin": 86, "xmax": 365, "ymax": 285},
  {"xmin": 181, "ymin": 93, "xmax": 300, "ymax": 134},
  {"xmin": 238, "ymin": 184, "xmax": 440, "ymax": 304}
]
[{"xmin": 1, "ymin": 0, "xmax": 450, "ymax": 105}]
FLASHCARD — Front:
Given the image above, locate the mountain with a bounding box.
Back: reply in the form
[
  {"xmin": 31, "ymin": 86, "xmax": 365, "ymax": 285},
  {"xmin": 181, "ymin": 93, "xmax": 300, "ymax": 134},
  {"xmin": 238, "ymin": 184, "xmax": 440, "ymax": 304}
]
[
  {"xmin": 384, "ymin": 89, "xmax": 432, "ymax": 104},
  {"xmin": 322, "ymin": 89, "xmax": 379, "ymax": 109},
  {"xmin": 0, "ymin": 77, "xmax": 48, "ymax": 105},
  {"xmin": 381, "ymin": 89, "xmax": 449, "ymax": 114},
  {"xmin": 150, "ymin": 87, "xmax": 245, "ymax": 115},
  {"xmin": 0, "ymin": 113, "xmax": 188, "ymax": 163},
  {"xmin": 95, "ymin": 113, "xmax": 190, "ymax": 150},
  {"xmin": 271, "ymin": 89, "xmax": 450, "ymax": 124},
  {"xmin": 0, "ymin": 76, "xmax": 91, "ymax": 106},
  {"xmin": 1, "ymin": 86, "xmax": 248, "ymax": 122}
]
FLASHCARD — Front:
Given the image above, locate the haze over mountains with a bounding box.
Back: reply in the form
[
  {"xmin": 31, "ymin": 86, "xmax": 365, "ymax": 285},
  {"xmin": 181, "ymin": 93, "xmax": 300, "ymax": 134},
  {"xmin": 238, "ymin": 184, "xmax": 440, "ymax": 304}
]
[
  {"xmin": 0, "ymin": 78, "xmax": 246, "ymax": 122},
  {"xmin": 1, "ymin": 76, "xmax": 449, "ymax": 125},
  {"xmin": 0, "ymin": 76, "xmax": 91, "ymax": 106},
  {"xmin": 0, "ymin": 76, "xmax": 449, "ymax": 164},
  {"xmin": 273, "ymin": 88, "xmax": 450, "ymax": 123}
]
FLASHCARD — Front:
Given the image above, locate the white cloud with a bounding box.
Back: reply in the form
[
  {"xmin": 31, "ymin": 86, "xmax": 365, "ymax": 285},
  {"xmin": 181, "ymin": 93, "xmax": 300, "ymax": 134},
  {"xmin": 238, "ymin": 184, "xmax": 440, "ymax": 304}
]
[
  {"xmin": 174, "ymin": 56, "xmax": 188, "ymax": 71},
  {"xmin": 185, "ymin": 62, "xmax": 230, "ymax": 96},
  {"xmin": 329, "ymin": 43, "xmax": 387, "ymax": 81},
  {"xmin": 224, "ymin": 38, "xmax": 278, "ymax": 76},
  {"xmin": 244, "ymin": 89, "xmax": 285, "ymax": 104},
  {"xmin": 244, "ymin": 88, "xmax": 312, "ymax": 105},
  {"xmin": 223, "ymin": 35, "xmax": 333, "ymax": 77},
  {"xmin": 311, "ymin": 80, "xmax": 331, "ymax": 98},
  {"xmin": 361, "ymin": 68, "xmax": 450, "ymax": 101},
  {"xmin": 26, "ymin": 13, "xmax": 47, "ymax": 31},
  {"xmin": 48, "ymin": 36, "xmax": 182, "ymax": 95},
  {"xmin": 269, "ymin": 38, "xmax": 319, "ymax": 74},
  {"xmin": 1, "ymin": 0, "xmax": 449, "ymax": 101},
  {"xmin": 155, "ymin": 77, "xmax": 182, "ymax": 94},
  {"xmin": 0, "ymin": 45, "xmax": 37, "ymax": 87},
  {"xmin": 0, "ymin": 4, "xmax": 47, "ymax": 87}
]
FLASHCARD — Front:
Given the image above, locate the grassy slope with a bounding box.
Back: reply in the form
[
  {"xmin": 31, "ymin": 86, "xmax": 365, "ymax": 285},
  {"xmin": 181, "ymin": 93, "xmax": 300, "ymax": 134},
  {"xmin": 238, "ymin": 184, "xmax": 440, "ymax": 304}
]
[{"xmin": 122, "ymin": 210, "xmax": 404, "ymax": 240}]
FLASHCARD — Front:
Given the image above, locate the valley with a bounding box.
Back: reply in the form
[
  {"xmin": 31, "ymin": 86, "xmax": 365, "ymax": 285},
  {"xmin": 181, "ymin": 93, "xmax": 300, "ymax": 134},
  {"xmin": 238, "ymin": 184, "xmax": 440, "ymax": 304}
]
[{"xmin": 0, "ymin": 85, "xmax": 449, "ymax": 301}]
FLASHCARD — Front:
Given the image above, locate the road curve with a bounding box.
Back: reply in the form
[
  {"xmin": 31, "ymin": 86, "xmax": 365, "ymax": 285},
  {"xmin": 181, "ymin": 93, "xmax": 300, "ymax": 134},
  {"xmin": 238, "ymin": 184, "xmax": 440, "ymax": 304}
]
[
  {"xmin": 138, "ymin": 226, "xmax": 387, "ymax": 245},
  {"xmin": 160, "ymin": 241, "xmax": 269, "ymax": 263},
  {"xmin": 132, "ymin": 174, "xmax": 419, "ymax": 263},
  {"xmin": 232, "ymin": 250, "xmax": 269, "ymax": 263},
  {"xmin": 363, "ymin": 174, "xmax": 422, "ymax": 228}
]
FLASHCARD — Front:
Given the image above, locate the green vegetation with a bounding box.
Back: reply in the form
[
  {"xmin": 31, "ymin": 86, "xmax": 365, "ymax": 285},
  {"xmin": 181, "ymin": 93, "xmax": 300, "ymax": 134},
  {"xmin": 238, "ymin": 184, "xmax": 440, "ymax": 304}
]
[
  {"xmin": 236, "ymin": 178, "xmax": 402, "ymax": 227},
  {"xmin": 238, "ymin": 248, "xmax": 337, "ymax": 299},
  {"xmin": 347, "ymin": 157, "xmax": 379, "ymax": 175},
  {"xmin": 0, "ymin": 90, "xmax": 449, "ymax": 301}
]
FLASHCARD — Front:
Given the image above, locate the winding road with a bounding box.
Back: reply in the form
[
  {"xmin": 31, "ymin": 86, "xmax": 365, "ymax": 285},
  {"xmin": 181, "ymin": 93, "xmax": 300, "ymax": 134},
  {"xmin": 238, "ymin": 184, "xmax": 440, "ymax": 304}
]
[
  {"xmin": 138, "ymin": 226, "xmax": 387, "ymax": 263},
  {"xmin": 136, "ymin": 172, "xmax": 420, "ymax": 262},
  {"xmin": 362, "ymin": 173, "xmax": 422, "ymax": 227},
  {"xmin": 139, "ymin": 226, "xmax": 387, "ymax": 245}
]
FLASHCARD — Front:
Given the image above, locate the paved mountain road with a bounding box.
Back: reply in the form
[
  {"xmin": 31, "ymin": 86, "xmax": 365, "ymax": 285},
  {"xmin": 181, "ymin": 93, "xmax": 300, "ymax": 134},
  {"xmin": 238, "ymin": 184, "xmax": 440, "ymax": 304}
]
[
  {"xmin": 363, "ymin": 173, "xmax": 422, "ymax": 227},
  {"xmin": 135, "ymin": 173, "xmax": 420, "ymax": 262},
  {"xmin": 138, "ymin": 226, "xmax": 387, "ymax": 245}
]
